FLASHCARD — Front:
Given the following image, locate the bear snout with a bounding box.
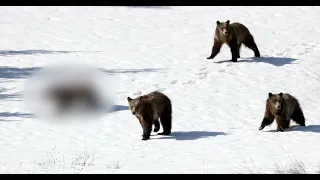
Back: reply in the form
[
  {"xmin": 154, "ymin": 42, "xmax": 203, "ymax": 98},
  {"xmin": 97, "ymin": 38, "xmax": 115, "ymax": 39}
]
[
  {"xmin": 132, "ymin": 112, "xmax": 136, "ymax": 115},
  {"xmin": 274, "ymin": 102, "xmax": 281, "ymax": 110}
]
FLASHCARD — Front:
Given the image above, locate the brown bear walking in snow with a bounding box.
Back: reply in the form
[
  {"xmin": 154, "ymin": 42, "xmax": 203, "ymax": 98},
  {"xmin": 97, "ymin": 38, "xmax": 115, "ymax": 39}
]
[
  {"xmin": 127, "ymin": 91, "xmax": 172, "ymax": 140},
  {"xmin": 259, "ymin": 92, "xmax": 306, "ymax": 132},
  {"xmin": 207, "ymin": 20, "xmax": 260, "ymax": 62}
]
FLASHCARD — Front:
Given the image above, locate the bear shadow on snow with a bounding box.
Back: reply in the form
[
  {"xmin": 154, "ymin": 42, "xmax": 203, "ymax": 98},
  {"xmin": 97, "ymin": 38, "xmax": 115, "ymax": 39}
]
[
  {"xmin": 215, "ymin": 56, "xmax": 297, "ymax": 67},
  {"xmin": 283, "ymin": 125, "xmax": 320, "ymax": 133},
  {"xmin": 264, "ymin": 125, "xmax": 320, "ymax": 133},
  {"xmin": 156, "ymin": 131, "xmax": 227, "ymax": 141}
]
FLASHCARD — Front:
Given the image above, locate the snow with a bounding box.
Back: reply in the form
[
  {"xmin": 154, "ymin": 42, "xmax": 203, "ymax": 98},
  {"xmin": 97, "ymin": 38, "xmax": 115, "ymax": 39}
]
[{"xmin": 0, "ymin": 6, "xmax": 320, "ymax": 174}]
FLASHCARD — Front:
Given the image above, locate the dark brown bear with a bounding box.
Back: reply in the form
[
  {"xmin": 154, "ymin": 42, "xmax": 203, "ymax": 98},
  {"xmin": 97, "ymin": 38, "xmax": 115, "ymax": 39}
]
[
  {"xmin": 127, "ymin": 91, "xmax": 172, "ymax": 140},
  {"xmin": 259, "ymin": 92, "xmax": 306, "ymax": 132},
  {"xmin": 207, "ymin": 20, "xmax": 260, "ymax": 62}
]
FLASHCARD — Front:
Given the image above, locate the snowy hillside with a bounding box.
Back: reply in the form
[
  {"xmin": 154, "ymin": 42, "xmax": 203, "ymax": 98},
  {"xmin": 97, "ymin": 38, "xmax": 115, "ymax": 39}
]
[{"xmin": 0, "ymin": 6, "xmax": 320, "ymax": 174}]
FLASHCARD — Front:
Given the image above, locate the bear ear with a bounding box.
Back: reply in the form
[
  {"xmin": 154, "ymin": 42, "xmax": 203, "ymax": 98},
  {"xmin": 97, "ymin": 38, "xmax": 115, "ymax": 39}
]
[
  {"xmin": 127, "ymin": 97, "xmax": 132, "ymax": 102},
  {"xmin": 226, "ymin": 20, "xmax": 230, "ymax": 24},
  {"xmin": 139, "ymin": 96, "xmax": 144, "ymax": 102},
  {"xmin": 279, "ymin": 92, "xmax": 283, "ymax": 97},
  {"xmin": 216, "ymin": 21, "xmax": 220, "ymax": 25},
  {"xmin": 268, "ymin": 93, "xmax": 273, "ymax": 98}
]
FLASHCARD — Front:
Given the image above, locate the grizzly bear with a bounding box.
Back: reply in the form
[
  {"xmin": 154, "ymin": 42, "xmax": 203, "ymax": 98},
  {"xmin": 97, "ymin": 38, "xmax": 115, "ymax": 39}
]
[
  {"xmin": 259, "ymin": 92, "xmax": 306, "ymax": 132},
  {"xmin": 127, "ymin": 91, "xmax": 172, "ymax": 140},
  {"xmin": 207, "ymin": 20, "xmax": 260, "ymax": 62}
]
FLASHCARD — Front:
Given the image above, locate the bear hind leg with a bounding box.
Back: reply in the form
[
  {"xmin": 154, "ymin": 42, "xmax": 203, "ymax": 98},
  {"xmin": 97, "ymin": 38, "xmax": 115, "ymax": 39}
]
[
  {"xmin": 243, "ymin": 34, "xmax": 260, "ymax": 57},
  {"xmin": 158, "ymin": 104, "xmax": 172, "ymax": 136},
  {"xmin": 153, "ymin": 119, "xmax": 160, "ymax": 132},
  {"xmin": 229, "ymin": 40, "xmax": 239, "ymax": 62},
  {"xmin": 291, "ymin": 106, "xmax": 306, "ymax": 126}
]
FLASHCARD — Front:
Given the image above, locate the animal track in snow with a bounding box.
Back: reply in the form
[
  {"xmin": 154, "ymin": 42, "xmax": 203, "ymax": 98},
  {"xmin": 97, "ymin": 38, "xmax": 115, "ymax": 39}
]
[
  {"xmin": 170, "ymin": 80, "xmax": 178, "ymax": 84},
  {"xmin": 297, "ymin": 42, "xmax": 320, "ymax": 56},
  {"xmin": 199, "ymin": 67, "xmax": 207, "ymax": 71},
  {"xmin": 218, "ymin": 69, "xmax": 226, "ymax": 73},
  {"xmin": 182, "ymin": 80, "xmax": 196, "ymax": 85},
  {"xmin": 196, "ymin": 71, "xmax": 208, "ymax": 80}
]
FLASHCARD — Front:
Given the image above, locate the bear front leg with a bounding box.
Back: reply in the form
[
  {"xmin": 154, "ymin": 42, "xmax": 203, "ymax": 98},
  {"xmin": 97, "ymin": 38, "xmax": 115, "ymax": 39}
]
[
  {"xmin": 142, "ymin": 125, "xmax": 152, "ymax": 140},
  {"xmin": 259, "ymin": 117, "xmax": 274, "ymax": 130},
  {"xmin": 207, "ymin": 41, "xmax": 221, "ymax": 59},
  {"xmin": 259, "ymin": 108, "xmax": 275, "ymax": 130},
  {"xmin": 139, "ymin": 118, "xmax": 152, "ymax": 140},
  {"xmin": 275, "ymin": 115, "xmax": 285, "ymax": 132}
]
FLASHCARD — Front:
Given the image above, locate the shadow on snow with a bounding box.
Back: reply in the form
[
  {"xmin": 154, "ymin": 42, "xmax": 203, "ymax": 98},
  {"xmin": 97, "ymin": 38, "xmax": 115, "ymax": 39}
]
[
  {"xmin": 0, "ymin": 66, "xmax": 41, "ymax": 79},
  {"xmin": 0, "ymin": 87, "xmax": 23, "ymax": 101},
  {"xmin": 100, "ymin": 68, "xmax": 167, "ymax": 75},
  {"xmin": 0, "ymin": 112, "xmax": 35, "ymax": 118},
  {"xmin": 156, "ymin": 131, "xmax": 227, "ymax": 140},
  {"xmin": 0, "ymin": 49, "xmax": 102, "ymax": 56},
  {"xmin": 125, "ymin": 6, "xmax": 171, "ymax": 9},
  {"xmin": 264, "ymin": 124, "xmax": 320, "ymax": 133},
  {"xmin": 214, "ymin": 56, "xmax": 297, "ymax": 67}
]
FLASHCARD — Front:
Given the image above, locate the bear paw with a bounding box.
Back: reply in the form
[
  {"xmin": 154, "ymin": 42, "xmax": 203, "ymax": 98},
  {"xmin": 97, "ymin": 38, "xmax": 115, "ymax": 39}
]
[
  {"xmin": 142, "ymin": 135, "xmax": 150, "ymax": 140},
  {"xmin": 157, "ymin": 131, "xmax": 171, "ymax": 136},
  {"xmin": 277, "ymin": 127, "xmax": 285, "ymax": 132}
]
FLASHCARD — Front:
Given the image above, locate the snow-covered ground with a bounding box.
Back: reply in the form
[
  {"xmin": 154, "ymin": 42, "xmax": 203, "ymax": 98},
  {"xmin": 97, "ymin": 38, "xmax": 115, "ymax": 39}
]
[{"xmin": 0, "ymin": 6, "xmax": 320, "ymax": 174}]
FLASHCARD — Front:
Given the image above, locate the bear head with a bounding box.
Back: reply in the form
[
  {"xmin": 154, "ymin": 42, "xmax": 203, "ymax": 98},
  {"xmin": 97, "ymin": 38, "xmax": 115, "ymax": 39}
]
[
  {"xmin": 268, "ymin": 92, "xmax": 284, "ymax": 113},
  {"xmin": 216, "ymin": 20, "xmax": 230, "ymax": 36},
  {"xmin": 127, "ymin": 95, "xmax": 150, "ymax": 117}
]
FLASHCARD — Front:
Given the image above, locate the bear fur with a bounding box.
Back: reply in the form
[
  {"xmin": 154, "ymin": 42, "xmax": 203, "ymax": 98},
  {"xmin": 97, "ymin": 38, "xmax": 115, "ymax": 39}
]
[
  {"xmin": 207, "ymin": 20, "xmax": 260, "ymax": 62},
  {"xmin": 127, "ymin": 91, "xmax": 172, "ymax": 140},
  {"xmin": 259, "ymin": 92, "xmax": 306, "ymax": 132}
]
